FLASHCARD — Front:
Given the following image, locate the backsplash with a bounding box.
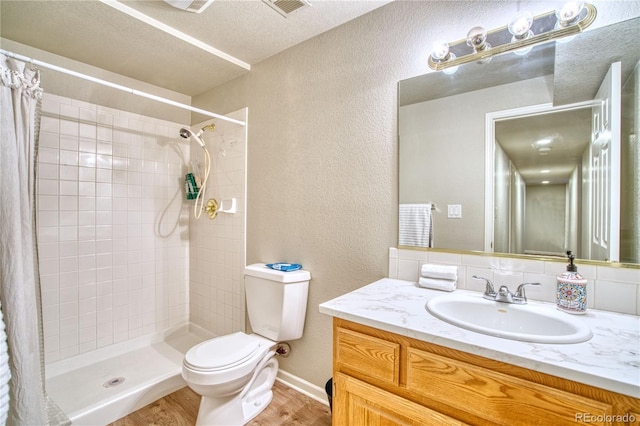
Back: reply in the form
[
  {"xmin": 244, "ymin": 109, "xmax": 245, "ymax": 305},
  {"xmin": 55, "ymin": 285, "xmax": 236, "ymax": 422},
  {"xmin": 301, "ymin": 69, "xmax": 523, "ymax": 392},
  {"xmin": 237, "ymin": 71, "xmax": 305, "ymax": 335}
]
[{"xmin": 389, "ymin": 248, "xmax": 640, "ymax": 315}]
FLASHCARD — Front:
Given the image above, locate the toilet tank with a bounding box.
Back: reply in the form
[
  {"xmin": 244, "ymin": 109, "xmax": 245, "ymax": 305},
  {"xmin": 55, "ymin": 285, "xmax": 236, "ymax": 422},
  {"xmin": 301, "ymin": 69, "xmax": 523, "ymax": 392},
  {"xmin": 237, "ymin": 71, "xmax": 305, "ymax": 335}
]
[{"xmin": 244, "ymin": 263, "xmax": 310, "ymax": 341}]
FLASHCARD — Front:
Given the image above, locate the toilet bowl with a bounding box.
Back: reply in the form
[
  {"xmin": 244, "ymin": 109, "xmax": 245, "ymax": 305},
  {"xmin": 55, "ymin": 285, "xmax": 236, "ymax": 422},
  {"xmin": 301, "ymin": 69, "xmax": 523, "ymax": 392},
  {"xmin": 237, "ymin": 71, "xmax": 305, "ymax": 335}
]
[
  {"xmin": 182, "ymin": 264, "xmax": 311, "ymax": 425},
  {"xmin": 182, "ymin": 332, "xmax": 278, "ymax": 425}
]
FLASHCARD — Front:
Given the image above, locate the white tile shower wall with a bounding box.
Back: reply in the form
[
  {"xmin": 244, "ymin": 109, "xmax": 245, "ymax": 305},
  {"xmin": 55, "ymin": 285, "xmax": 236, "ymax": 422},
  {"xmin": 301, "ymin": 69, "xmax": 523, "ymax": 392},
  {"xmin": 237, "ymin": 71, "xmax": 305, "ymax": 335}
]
[
  {"xmin": 188, "ymin": 109, "xmax": 247, "ymax": 337},
  {"xmin": 37, "ymin": 93, "xmax": 191, "ymax": 363},
  {"xmin": 389, "ymin": 248, "xmax": 640, "ymax": 315}
]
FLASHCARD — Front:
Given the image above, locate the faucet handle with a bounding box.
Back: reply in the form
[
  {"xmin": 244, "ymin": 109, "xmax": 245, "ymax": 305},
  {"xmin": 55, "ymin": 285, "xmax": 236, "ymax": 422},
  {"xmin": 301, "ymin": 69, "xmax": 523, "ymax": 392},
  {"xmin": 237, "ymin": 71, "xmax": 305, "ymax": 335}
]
[
  {"xmin": 515, "ymin": 282, "xmax": 541, "ymax": 299},
  {"xmin": 472, "ymin": 275, "xmax": 496, "ymax": 296}
]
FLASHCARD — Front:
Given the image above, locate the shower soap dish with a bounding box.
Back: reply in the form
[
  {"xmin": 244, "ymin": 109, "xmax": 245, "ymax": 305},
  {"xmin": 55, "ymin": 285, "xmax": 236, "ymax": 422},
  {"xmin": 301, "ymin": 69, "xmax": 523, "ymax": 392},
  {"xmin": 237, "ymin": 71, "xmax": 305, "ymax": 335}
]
[{"xmin": 266, "ymin": 263, "xmax": 302, "ymax": 272}]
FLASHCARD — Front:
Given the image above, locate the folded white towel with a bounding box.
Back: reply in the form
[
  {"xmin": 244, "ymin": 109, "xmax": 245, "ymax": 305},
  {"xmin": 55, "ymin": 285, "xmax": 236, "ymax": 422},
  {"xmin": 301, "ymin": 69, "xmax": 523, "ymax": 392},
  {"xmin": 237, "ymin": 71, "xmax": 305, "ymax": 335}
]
[
  {"xmin": 418, "ymin": 277, "xmax": 457, "ymax": 292},
  {"xmin": 420, "ymin": 264, "xmax": 458, "ymax": 280}
]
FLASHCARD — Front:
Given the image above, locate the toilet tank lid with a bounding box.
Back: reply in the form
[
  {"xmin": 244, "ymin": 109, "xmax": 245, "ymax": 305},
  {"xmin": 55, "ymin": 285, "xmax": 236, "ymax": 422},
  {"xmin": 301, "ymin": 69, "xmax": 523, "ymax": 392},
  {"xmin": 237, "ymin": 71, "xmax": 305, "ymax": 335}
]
[{"xmin": 245, "ymin": 263, "xmax": 311, "ymax": 283}]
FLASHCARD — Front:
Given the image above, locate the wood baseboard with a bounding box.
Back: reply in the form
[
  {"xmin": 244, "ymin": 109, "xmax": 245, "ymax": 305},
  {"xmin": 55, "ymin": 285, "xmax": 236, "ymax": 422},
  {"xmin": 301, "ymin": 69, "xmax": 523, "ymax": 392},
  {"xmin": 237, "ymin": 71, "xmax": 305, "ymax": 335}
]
[{"xmin": 276, "ymin": 369, "xmax": 330, "ymax": 407}]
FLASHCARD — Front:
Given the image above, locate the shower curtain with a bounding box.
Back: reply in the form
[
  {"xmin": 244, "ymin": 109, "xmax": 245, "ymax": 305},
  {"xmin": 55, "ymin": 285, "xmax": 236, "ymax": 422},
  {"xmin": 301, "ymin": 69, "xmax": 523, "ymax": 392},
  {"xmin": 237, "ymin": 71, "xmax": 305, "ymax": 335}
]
[{"xmin": 0, "ymin": 55, "xmax": 69, "ymax": 425}]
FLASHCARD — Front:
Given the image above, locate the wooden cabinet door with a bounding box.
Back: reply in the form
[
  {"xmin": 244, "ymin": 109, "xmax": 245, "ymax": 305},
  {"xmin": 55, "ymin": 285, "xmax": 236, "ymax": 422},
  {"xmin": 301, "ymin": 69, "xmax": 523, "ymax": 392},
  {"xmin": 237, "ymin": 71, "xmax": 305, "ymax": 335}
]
[
  {"xmin": 335, "ymin": 327, "xmax": 400, "ymax": 385},
  {"xmin": 406, "ymin": 347, "xmax": 614, "ymax": 426},
  {"xmin": 333, "ymin": 373, "xmax": 466, "ymax": 426}
]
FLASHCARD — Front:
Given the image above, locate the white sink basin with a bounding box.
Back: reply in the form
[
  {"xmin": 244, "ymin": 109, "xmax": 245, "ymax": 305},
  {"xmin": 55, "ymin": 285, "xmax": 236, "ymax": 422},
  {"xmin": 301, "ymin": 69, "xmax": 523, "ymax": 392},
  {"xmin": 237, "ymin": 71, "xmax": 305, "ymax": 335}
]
[{"xmin": 426, "ymin": 293, "xmax": 592, "ymax": 344}]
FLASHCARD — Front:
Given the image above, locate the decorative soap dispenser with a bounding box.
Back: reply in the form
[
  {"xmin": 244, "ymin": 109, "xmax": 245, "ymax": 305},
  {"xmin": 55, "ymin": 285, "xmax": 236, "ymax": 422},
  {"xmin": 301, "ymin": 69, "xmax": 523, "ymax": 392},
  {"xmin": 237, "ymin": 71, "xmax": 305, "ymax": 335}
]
[{"xmin": 556, "ymin": 251, "xmax": 587, "ymax": 314}]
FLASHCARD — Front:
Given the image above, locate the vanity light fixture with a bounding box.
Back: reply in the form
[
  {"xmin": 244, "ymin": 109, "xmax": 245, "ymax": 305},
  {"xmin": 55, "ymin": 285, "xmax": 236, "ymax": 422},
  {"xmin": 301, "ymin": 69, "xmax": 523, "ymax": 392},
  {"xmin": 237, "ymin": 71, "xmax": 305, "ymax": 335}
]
[{"xmin": 428, "ymin": 2, "xmax": 596, "ymax": 72}]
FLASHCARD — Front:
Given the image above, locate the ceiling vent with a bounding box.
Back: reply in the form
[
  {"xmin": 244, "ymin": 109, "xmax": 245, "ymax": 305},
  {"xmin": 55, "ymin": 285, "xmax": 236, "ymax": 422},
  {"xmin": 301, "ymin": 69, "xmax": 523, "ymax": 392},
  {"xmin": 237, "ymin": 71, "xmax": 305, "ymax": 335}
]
[
  {"xmin": 262, "ymin": 0, "xmax": 310, "ymax": 17},
  {"xmin": 163, "ymin": 0, "xmax": 215, "ymax": 13}
]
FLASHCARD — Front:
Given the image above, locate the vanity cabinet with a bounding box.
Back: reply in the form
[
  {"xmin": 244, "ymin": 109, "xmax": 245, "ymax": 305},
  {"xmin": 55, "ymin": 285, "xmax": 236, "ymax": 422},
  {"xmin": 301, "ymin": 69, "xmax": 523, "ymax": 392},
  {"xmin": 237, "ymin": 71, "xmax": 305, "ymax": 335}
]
[{"xmin": 333, "ymin": 318, "xmax": 640, "ymax": 425}]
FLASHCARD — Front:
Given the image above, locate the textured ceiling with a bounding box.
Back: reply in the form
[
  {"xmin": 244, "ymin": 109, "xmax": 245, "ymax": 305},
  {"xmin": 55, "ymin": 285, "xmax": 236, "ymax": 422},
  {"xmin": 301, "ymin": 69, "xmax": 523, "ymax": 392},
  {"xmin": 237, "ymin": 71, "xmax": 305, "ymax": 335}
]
[
  {"xmin": 554, "ymin": 17, "xmax": 640, "ymax": 106},
  {"xmin": 496, "ymin": 108, "xmax": 592, "ymax": 185},
  {"xmin": 0, "ymin": 0, "xmax": 391, "ymax": 96}
]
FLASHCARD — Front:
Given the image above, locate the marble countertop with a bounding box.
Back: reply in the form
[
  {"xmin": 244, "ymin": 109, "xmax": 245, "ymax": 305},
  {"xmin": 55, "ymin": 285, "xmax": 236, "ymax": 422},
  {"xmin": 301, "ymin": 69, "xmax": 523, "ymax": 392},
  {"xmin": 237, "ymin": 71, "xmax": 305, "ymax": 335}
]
[{"xmin": 319, "ymin": 278, "xmax": 640, "ymax": 398}]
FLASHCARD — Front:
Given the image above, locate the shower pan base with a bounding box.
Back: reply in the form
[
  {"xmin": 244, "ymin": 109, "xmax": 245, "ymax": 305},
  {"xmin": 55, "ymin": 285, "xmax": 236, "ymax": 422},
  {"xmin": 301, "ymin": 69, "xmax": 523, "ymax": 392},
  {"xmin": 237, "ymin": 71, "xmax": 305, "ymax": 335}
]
[{"xmin": 45, "ymin": 323, "xmax": 210, "ymax": 425}]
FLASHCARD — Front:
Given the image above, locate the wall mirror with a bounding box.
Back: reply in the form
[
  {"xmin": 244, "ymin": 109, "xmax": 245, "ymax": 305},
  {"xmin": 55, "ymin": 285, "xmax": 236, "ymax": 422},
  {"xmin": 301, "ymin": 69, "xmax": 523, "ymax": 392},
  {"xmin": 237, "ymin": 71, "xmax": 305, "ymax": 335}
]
[{"xmin": 398, "ymin": 17, "xmax": 640, "ymax": 265}]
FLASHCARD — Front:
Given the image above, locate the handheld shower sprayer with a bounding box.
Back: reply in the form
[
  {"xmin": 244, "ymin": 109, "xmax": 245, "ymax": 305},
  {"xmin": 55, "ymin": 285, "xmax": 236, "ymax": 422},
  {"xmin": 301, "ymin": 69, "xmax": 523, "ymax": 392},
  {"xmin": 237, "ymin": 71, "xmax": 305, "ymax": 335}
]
[
  {"xmin": 180, "ymin": 124, "xmax": 216, "ymax": 219},
  {"xmin": 180, "ymin": 127, "xmax": 204, "ymax": 149}
]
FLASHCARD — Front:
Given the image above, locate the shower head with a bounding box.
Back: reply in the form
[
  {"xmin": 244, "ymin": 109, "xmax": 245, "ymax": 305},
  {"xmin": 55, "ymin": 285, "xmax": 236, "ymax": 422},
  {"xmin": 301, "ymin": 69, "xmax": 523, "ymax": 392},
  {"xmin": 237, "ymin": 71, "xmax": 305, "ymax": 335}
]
[
  {"xmin": 179, "ymin": 127, "xmax": 206, "ymax": 149},
  {"xmin": 179, "ymin": 124, "xmax": 215, "ymax": 149},
  {"xmin": 179, "ymin": 128, "xmax": 193, "ymax": 139}
]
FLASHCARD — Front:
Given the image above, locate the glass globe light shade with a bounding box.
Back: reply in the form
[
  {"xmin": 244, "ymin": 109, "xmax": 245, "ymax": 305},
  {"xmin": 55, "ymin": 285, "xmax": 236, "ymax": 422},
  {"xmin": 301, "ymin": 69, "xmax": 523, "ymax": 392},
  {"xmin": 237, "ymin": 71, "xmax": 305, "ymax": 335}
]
[
  {"xmin": 508, "ymin": 11, "xmax": 534, "ymax": 37},
  {"xmin": 466, "ymin": 26, "xmax": 490, "ymax": 51},
  {"xmin": 555, "ymin": 2, "xmax": 584, "ymax": 26},
  {"xmin": 431, "ymin": 41, "xmax": 450, "ymax": 61}
]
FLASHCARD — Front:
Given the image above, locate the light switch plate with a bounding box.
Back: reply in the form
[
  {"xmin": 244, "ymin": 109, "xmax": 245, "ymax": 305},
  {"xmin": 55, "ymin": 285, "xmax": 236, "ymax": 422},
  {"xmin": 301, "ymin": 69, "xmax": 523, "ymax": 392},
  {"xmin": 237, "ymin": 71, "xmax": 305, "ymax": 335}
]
[{"xmin": 448, "ymin": 204, "xmax": 462, "ymax": 218}]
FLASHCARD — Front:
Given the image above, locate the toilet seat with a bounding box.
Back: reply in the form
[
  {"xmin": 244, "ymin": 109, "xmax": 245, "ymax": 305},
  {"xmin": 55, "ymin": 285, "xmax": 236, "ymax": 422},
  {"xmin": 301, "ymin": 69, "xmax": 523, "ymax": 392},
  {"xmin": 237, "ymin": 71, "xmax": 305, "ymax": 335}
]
[
  {"xmin": 185, "ymin": 332, "xmax": 265, "ymax": 372},
  {"xmin": 182, "ymin": 332, "xmax": 275, "ymax": 388}
]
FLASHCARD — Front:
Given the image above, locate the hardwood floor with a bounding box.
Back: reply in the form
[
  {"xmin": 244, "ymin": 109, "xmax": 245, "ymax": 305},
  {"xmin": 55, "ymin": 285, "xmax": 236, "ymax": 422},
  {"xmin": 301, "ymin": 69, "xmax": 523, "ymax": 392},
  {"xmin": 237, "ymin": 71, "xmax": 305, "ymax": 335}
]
[{"xmin": 109, "ymin": 381, "xmax": 332, "ymax": 426}]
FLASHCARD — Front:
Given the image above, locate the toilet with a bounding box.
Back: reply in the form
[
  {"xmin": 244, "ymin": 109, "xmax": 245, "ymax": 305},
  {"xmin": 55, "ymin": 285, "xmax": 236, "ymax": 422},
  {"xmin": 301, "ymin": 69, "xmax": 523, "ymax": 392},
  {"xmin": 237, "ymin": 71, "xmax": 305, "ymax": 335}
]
[{"xmin": 182, "ymin": 263, "xmax": 311, "ymax": 426}]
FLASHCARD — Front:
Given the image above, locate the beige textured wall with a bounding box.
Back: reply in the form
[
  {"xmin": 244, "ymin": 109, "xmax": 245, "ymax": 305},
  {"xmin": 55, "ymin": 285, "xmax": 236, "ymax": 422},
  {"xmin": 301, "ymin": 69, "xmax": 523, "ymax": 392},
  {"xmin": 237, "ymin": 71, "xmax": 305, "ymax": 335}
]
[
  {"xmin": 192, "ymin": 1, "xmax": 640, "ymax": 390},
  {"xmin": 525, "ymin": 184, "xmax": 567, "ymax": 254}
]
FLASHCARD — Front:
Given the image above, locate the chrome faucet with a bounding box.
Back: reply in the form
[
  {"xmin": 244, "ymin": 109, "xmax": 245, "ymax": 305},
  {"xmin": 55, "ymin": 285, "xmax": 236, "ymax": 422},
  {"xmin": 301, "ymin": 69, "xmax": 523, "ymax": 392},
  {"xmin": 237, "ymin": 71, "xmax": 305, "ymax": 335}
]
[
  {"xmin": 472, "ymin": 276, "xmax": 540, "ymax": 304},
  {"xmin": 472, "ymin": 275, "xmax": 496, "ymax": 299}
]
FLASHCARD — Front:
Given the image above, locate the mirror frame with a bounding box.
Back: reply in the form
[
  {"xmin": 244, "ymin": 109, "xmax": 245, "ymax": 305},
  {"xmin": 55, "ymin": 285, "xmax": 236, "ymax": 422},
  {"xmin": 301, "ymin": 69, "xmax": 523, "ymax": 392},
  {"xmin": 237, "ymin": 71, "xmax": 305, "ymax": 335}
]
[{"xmin": 396, "ymin": 245, "xmax": 640, "ymax": 269}]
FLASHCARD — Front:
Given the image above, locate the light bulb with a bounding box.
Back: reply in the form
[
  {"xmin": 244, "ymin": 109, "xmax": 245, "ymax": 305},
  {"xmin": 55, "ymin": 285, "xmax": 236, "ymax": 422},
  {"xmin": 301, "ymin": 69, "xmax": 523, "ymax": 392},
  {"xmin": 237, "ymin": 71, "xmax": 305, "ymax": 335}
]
[
  {"xmin": 466, "ymin": 26, "xmax": 491, "ymax": 52},
  {"xmin": 508, "ymin": 12, "xmax": 533, "ymax": 38},
  {"xmin": 556, "ymin": 2, "xmax": 584, "ymax": 26},
  {"xmin": 431, "ymin": 41, "xmax": 450, "ymax": 61},
  {"xmin": 430, "ymin": 41, "xmax": 458, "ymax": 73},
  {"xmin": 508, "ymin": 11, "xmax": 534, "ymax": 55}
]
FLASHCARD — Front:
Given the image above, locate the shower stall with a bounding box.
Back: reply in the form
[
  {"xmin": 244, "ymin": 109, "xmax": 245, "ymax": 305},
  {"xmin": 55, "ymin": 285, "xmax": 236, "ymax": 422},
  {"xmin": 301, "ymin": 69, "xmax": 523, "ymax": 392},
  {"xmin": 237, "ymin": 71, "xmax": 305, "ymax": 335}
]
[
  {"xmin": 36, "ymin": 93, "xmax": 248, "ymax": 423},
  {"xmin": 0, "ymin": 49, "xmax": 248, "ymax": 422}
]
